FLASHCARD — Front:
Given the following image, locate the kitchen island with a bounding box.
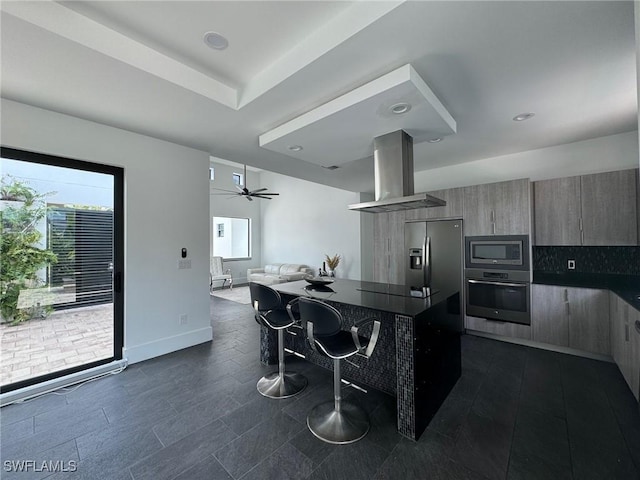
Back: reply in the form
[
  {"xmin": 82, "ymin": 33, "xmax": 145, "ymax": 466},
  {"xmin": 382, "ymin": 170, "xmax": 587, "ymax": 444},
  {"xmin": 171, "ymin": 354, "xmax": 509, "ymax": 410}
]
[{"xmin": 261, "ymin": 278, "xmax": 462, "ymax": 441}]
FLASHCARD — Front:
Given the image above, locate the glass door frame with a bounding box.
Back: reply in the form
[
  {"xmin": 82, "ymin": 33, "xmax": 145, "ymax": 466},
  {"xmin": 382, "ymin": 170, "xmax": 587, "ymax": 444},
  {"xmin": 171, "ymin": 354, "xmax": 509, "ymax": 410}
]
[{"xmin": 0, "ymin": 146, "xmax": 124, "ymax": 393}]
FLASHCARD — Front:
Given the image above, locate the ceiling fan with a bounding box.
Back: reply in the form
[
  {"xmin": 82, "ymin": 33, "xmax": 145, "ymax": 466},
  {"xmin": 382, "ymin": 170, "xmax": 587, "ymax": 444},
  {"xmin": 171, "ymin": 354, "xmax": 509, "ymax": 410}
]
[{"xmin": 211, "ymin": 164, "xmax": 279, "ymax": 201}]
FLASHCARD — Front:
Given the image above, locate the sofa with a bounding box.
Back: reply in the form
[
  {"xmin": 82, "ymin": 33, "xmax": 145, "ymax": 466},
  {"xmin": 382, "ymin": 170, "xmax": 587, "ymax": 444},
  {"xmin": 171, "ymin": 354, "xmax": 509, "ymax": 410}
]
[{"xmin": 247, "ymin": 263, "xmax": 314, "ymax": 286}]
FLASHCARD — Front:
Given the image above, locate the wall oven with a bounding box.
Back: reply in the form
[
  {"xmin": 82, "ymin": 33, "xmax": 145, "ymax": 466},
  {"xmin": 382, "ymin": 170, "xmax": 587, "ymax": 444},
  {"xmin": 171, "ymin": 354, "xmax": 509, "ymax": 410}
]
[{"xmin": 464, "ymin": 235, "xmax": 531, "ymax": 325}]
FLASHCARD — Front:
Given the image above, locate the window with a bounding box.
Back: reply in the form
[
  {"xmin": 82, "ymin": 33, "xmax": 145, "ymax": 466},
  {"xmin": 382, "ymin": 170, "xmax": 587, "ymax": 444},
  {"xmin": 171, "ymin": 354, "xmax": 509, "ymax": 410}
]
[
  {"xmin": 232, "ymin": 172, "xmax": 243, "ymax": 186},
  {"xmin": 212, "ymin": 217, "xmax": 250, "ymax": 259},
  {"xmin": 0, "ymin": 147, "xmax": 124, "ymax": 394},
  {"xmin": 209, "ymin": 167, "xmax": 215, "ymax": 180}
]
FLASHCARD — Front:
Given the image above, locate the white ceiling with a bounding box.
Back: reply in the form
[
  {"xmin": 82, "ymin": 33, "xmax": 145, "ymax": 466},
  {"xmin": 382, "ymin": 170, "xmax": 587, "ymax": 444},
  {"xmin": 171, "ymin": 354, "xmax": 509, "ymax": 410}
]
[{"xmin": 1, "ymin": 1, "xmax": 637, "ymax": 193}]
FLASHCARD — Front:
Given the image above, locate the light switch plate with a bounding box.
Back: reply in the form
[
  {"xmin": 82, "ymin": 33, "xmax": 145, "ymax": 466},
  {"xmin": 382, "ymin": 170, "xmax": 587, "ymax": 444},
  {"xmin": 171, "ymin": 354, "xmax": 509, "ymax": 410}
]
[{"xmin": 178, "ymin": 259, "xmax": 192, "ymax": 269}]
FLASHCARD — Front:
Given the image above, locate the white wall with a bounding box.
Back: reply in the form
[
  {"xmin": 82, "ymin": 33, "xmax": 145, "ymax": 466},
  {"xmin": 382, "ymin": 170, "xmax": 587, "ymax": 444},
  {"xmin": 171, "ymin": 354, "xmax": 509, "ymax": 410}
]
[
  {"xmin": 209, "ymin": 159, "xmax": 262, "ymax": 284},
  {"xmin": 414, "ymin": 131, "xmax": 639, "ymax": 191},
  {"xmin": 1, "ymin": 99, "xmax": 212, "ymax": 364},
  {"xmin": 259, "ymin": 171, "xmax": 362, "ymax": 280},
  {"xmin": 636, "ymin": 1, "xmax": 640, "ymax": 170}
]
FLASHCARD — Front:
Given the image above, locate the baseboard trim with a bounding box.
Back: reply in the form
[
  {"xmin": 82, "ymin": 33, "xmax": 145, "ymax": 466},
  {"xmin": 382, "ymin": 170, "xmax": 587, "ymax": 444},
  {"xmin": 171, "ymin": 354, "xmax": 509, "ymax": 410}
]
[
  {"xmin": 123, "ymin": 326, "xmax": 213, "ymax": 364},
  {"xmin": 1, "ymin": 359, "xmax": 128, "ymax": 406},
  {"xmin": 465, "ymin": 329, "xmax": 614, "ymax": 363}
]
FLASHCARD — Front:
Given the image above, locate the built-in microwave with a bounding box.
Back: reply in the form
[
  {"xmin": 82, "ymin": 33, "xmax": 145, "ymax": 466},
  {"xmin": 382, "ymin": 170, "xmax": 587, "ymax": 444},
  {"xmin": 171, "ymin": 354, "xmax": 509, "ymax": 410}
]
[{"xmin": 465, "ymin": 235, "xmax": 529, "ymax": 271}]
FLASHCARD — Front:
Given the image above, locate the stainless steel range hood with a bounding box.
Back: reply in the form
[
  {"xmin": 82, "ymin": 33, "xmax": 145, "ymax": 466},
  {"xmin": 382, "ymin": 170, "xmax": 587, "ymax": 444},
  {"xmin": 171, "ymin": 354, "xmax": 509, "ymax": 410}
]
[{"xmin": 349, "ymin": 130, "xmax": 445, "ymax": 213}]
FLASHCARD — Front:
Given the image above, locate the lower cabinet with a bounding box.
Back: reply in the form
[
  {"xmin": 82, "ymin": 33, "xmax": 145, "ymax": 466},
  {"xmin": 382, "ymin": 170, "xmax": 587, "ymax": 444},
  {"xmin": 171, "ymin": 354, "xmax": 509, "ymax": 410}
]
[
  {"xmin": 568, "ymin": 287, "xmax": 610, "ymax": 355},
  {"xmin": 531, "ymin": 285, "xmax": 569, "ymax": 346},
  {"xmin": 610, "ymin": 292, "xmax": 640, "ymax": 401},
  {"xmin": 531, "ymin": 285, "xmax": 610, "ymax": 356},
  {"xmin": 465, "ymin": 315, "xmax": 532, "ymax": 340}
]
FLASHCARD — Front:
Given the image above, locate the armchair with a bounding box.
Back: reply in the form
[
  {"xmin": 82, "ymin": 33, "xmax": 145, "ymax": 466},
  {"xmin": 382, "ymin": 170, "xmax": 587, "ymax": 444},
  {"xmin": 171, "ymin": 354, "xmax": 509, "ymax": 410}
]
[{"xmin": 210, "ymin": 256, "xmax": 233, "ymax": 292}]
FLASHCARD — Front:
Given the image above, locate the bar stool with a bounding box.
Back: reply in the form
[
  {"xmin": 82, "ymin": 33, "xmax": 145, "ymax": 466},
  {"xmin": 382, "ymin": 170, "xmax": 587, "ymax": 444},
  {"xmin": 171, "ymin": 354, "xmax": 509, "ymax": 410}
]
[
  {"xmin": 295, "ymin": 296, "xmax": 381, "ymax": 444},
  {"xmin": 249, "ymin": 282, "xmax": 307, "ymax": 398}
]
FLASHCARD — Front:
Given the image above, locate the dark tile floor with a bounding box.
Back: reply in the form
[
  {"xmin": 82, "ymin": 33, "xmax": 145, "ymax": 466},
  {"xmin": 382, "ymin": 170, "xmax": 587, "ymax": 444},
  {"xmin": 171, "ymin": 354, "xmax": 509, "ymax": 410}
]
[{"xmin": 1, "ymin": 295, "xmax": 639, "ymax": 480}]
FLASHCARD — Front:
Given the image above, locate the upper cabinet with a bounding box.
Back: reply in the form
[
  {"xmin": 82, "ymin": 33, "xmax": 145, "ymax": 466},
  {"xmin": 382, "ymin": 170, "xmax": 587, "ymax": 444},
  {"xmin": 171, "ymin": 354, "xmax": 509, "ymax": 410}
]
[
  {"xmin": 405, "ymin": 187, "xmax": 464, "ymax": 221},
  {"xmin": 533, "ymin": 176, "xmax": 582, "ymax": 245},
  {"xmin": 462, "ymin": 178, "xmax": 531, "ymax": 236},
  {"xmin": 534, "ymin": 169, "xmax": 638, "ymax": 246}
]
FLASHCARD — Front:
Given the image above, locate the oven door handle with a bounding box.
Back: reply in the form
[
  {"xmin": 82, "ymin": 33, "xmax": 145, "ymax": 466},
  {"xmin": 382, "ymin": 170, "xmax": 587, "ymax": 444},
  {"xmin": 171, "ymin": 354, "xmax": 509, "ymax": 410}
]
[{"xmin": 467, "ymin": 279, "xmax": 527, "ymax": 288}]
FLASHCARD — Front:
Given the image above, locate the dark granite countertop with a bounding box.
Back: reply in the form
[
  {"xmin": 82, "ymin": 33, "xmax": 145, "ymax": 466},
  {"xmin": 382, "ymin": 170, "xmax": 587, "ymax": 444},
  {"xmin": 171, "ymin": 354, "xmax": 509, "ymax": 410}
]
[
  {"xmin": 533, "ymin": 271, "xmax": 640, "ymax": 311},
  {"xmin": 272, "ymin": 278, "xmax": 456, "ymax": 317}
]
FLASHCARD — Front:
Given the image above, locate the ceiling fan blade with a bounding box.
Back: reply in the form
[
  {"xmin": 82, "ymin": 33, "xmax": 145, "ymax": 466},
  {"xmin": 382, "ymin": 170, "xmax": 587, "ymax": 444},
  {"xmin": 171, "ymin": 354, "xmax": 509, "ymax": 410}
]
[
  {"xmin": 253, "ymin": 192, "xmax": 279, "ymax": 196},
  {"xmin": 235, "ymin": 184, "xmax": 245, "ymax": 192},
  {"xmin": 249, "ymin": 188, "xmax": 268, "ymax": 194},
  {"xmin": 212, "ymin": 188, "xmax": 239, "ymax": 193},
  {"xmin": 251, "ymin": 195, "xmax": 273, "ymax": 199},
  {"xmin": 246, "ymin": 195, "xmax": 253, "ymax": 201}
]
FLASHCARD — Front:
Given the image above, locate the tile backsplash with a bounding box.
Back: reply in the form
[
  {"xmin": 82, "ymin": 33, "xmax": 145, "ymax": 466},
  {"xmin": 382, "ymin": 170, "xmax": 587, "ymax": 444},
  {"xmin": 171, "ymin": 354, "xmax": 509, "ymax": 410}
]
[{"xmin": 533, "ymin": 246, "xmax": 640, "ymax": 275}]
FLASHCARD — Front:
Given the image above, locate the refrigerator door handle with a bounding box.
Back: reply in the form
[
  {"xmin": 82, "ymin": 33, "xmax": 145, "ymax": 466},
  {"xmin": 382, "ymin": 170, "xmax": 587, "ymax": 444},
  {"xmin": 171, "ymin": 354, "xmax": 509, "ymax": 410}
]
[{"xmin": 424, "ymin": 236, "xmax": 431, "ymax": 287}]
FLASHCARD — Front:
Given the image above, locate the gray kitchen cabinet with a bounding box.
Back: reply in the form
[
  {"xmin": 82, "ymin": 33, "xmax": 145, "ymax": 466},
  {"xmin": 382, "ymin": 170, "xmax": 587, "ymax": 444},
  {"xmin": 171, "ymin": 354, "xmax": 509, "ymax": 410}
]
[
  {"xmin": 533, "ymin": 168, "xmax": 638, "ymax": 246},
  {"xmin": 531, "ymin": 284, "xmax": 609, "ymax": 356},
  {"xmin": 531, "ymin": 284, "xmax": 569, "ymax": 346},
  {"xmin": 463, "ymin": 178, "xmax": 531, "ymax": 236},
  {"xmin": 632, "ymin": 308, "xmax": 640, "ymax": 401},
  {"xmin": 372, "ymin": 210, "xmax": 406, "ymax": 284},
  {"xmin": 462, "ymin": 183, "xmax": 494, "ymax": 236},
  {"xmin": 580, "ymin": 169, "xmax": 638, "ymax": 245},
  {"xmin": 373, "ymin": 212, "xmax": 389, "ymax": 284},
  {"xmin": 388, "ymin": 210, "xmax": 406, "ymax": 284},
  {"xmin": 465, "ymin": 315, "xmax": 532, "ymax": 340},
  {"xmin": 567, "ymin": 287, "xmax": 610, "ymax": 356},
  {"xmin": 533, "ymin": 176, "xmax": 581, "ymax": 245},
  {"xmin": 406, "ymin": 187, "xmax": 464, "ymax": 221},
  {"xmin": 610, "ymin": 292, "xmax": 640, "ymax": 401}
]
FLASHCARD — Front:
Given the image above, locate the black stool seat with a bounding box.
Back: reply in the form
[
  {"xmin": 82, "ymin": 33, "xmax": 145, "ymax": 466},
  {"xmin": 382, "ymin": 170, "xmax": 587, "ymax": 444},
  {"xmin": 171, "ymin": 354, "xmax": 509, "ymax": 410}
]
[
  {"xmin": 250, "ymin": 282, "xmax": 307, "ymax": 399},
  {"xmin": 261, "ymin": 309, "xmax": 294, "ymax": 329}
]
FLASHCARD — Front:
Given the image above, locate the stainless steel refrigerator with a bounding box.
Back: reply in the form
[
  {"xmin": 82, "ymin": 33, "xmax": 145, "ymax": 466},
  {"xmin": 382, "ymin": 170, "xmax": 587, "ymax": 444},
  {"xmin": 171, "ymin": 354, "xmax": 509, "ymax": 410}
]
[{"xmin": 405, "ymin": 219, "xmax": 463, "ymax": 301}]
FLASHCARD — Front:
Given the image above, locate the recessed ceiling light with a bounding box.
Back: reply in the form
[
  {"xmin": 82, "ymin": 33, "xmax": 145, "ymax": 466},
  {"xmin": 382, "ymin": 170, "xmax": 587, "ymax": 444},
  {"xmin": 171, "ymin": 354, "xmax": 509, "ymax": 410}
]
[
  {"xmin": 427, "ymin": 137, "xmax": 443, "ymax": 143},
  {"xmin": 513, "ymin": 112, "xmax": 535, "ymax": 122},
  {"xmin": 203, "ymin": 32, "xmax": 228, "ymax": 50},
  {"xmin": 288, "ymin": 145, "xmax": 303, "ymax": 152},
  {"xmin": 390, "ymin": 103, "xmax": 412, "ymax": 115}
]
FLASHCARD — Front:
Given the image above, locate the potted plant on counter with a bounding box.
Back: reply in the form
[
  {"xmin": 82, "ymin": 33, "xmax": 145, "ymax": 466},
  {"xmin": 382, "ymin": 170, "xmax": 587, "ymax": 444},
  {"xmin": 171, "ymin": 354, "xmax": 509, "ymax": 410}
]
[{"xmin": 324, "ymin": 254, "xmax": 341, "ymax": 277}]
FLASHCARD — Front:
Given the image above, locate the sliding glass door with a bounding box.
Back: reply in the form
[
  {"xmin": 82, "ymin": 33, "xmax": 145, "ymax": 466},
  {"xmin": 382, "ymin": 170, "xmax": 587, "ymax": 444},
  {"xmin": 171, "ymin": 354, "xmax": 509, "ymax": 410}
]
[{"xmin": 0, "ymin": 147, "xmax": 123, "ymax": 393}]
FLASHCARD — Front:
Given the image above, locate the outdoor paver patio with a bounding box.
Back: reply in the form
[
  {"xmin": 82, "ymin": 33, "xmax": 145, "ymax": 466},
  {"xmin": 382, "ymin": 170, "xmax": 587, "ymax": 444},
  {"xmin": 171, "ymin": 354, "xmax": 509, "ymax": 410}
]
[{"xmin": 0, "ymin": 303, "xmax": 113, "ymax": 386}]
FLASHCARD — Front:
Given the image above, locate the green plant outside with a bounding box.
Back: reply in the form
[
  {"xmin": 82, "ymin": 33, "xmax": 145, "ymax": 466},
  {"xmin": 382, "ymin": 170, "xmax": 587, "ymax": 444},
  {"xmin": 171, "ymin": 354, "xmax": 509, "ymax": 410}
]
[{"xmin": 1, "ymin": 175, "xmax": 57, "ymax": 325}]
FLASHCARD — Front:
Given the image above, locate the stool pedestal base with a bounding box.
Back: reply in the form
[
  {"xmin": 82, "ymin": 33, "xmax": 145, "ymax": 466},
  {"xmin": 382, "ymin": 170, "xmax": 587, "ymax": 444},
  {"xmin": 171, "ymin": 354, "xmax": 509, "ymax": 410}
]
[
  {"xmin": 307, "ymin": 400, "xmax": 369, "ymax": 444},
  {"xmin": 257, "ymin": 371, "xmax": 307, "ymax": 399}
]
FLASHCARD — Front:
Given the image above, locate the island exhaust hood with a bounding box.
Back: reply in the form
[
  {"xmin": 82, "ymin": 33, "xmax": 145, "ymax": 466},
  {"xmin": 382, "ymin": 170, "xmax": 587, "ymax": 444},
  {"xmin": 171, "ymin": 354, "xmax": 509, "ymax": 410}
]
[{"xmin": 348, "ymin": 130, "xmax": 445, "ymax": 213}]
